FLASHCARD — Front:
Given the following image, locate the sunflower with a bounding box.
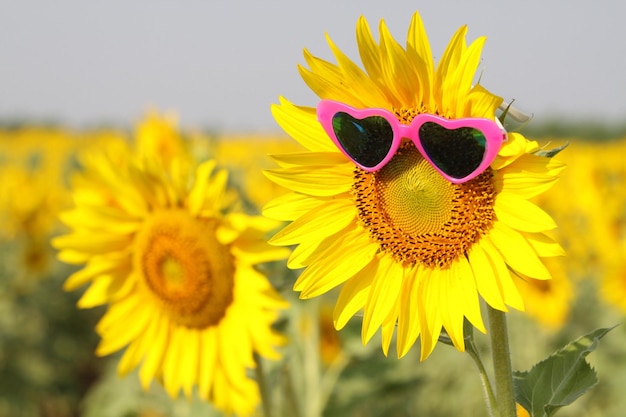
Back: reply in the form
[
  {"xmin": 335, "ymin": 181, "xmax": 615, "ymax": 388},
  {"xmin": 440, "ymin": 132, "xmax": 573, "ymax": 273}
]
[
  {"xmin": 53, "ymin": 118, "xmax": 289, "ymax": 416},
  {"xmin": 513, "ymin": 256, "xmax": 573, "ymax": 329},
  {"xmin": 264, "ymin": 12, "xmax": 565, "ymax": 360},
  {"xmin": 0, "ymin": 128, "xmax": 77, "ymax": 276}
]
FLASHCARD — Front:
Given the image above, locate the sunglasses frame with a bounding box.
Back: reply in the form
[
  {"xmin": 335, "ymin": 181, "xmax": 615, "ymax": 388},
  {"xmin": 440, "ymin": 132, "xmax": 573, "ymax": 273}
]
[{"xmin": 317, "ymin": 99, "xmax": 507, "ymax": 184}]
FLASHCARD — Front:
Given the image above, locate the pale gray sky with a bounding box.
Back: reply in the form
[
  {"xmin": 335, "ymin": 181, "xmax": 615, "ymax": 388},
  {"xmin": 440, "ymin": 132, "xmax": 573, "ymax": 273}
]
[{"xmin": 1, "ymin": 0, "xmax": 624, "ymax": 132}]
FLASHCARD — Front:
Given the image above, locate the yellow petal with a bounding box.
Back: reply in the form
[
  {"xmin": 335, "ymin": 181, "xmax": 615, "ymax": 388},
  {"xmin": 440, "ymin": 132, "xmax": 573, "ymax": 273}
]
[
  {"xmin": 95, "ymin": 296, "xmax": 150, "ymax": 356},
  {"xmin": 52, "ymin": 232, "xmax": 130, "ymax": 254},
  {"xmin": 263, "ymin": 192, "xmax": 327, "ymax": 222},
  {"xmin": 56, "ymin": 249, "xmax": 90, "ymax": 264},
  {"xmin": 406, "ymin": 11, "xmax": 434, "ymax": 108},
  {"xmin": 333, "ymin": 259, "xmax": 378, "ymax": 330},
  {"xmin": 139, "ymin": 314, "xmax": 169, "ymax": 390},
  {"xmin": 526, "ymin": 232, "xmax": 566, "ymax": 257},
  {"xmin": 77, "ymin": 276, "xmax": 117, "ymax": 308},
  {"xmin": 356, "ymin": 16, "xmax": 384, "ymax": 92},
  {"xmin": 326, "ymin": 33, "xmax": 388, "ymax": 107},
  {"xmin": 455, "ymin": 257, "xmax": 486, "ymax": 333},
  {"xmin": 381, "ymin": 300, "xmax": 400, "ymax": 357},
  {"xmin": 264, "ymin": 165, "xmax": 352, "ymax": 197},
  {"xmin": 63, "ymin": 254, "xmax": 130, "ymax": 291},
  {"xmin": 117, "ymin": 314, "xmax": 158, "ymax": 376},
  {"xmin": 58, "ymin": 206, "xmax": 140, "ymax": 235},
  {"xmin": 287, "ymin": 239, "xmax": 323, "ymax": 269},
  {"xmin": 295, "ymin": 225, "xmax": 378, "ymax": 298},
  {"xmin": 451, "ymin": 36, "xmax": 487, "ymax": 117},
  {"xmin": 269, "ymin": 198, "xmax": 355, "ymax": 246},
  {"xmin": 269, "ymin": 152, "xmax": 349, "ymax": 168},
  {"xmin": 488, "ymin": 223, "xmax": 551, "ymax": 280},
  {"xmin": 379, "ymin": 20, "xmax": 418, "ymax": 108},
  {"xmin": 162, "ymin": 326, "xmax": 185, "ymax": 398},
  {"xmin": 467, "ymin": 243, "xmax": 507, "ymax": 311},
  {"xmin": 495, "ymin": 192, "xmax": 557, "ymax": 232},
  {"xmin": 479, "ymin": 238, "xmax": 525, "ymax": 311},
  {"xmin": 270, "ymin": 98, "xmax": 336, "ymax": 153},
  {"xmin": 396, "ymin": 265, "xmax": 422, "ymax": 358},
  {"xmin": 231, "ymin": 241, "xmax": 290, "ymax": 265},
  {"xmin": 217, "ymin": 315, "xmax": 251, "ymax": 387},
  {"xmin": 179, "ymin": 329, "xmax": 200, "ymax": 397},
  {"xmin": 465, "ymin": 83, "xmax": 503, "ymax": 119},
  {"xmin": 187, "ymin": 160, "xmax": 217, "ymax": 216},
  {"xmin": 362, "ymin": 256, "xmax": 402, "ymax": 344},
  {"xmin": 497, "ymin": 171, "xmax": 562, "ymax": 200},
  {"xmin": 299, "ymin": 53, "xmax": 353, "ymax": 103},
  {"xmin": 435, "ymin": 25, "xmax": 467, "ymax": 116},
  {"xmin": 417, "ymin": 267, "xmax": 442, "ymax": 361},
  {"xmin": 436, "ymin": 267, "xmax": 465, "ymax": 351},
  {"xmin": 198, "ymin": 328, "xmax": 218, "ymax": 400}
]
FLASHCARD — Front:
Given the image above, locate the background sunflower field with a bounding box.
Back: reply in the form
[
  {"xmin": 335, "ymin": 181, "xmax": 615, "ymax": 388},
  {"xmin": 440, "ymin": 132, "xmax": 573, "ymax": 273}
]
[
  {"xmin": 0, "ymin": 114, "xmax": 625, "ymax": 417},
  {"xmin": 3, "ymin": 2, "xmax": 626, "ymax": 415}
]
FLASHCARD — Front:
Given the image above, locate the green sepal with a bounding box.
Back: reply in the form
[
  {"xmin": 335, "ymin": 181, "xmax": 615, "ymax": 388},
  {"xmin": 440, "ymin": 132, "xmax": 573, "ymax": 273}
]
[
  {"xmin": 534, "ymin": 142, "xmax": 569, "ymax": 158},
  {"xmin": 513, "ymin": 326, "xmax": 615, "ymax": 417}
]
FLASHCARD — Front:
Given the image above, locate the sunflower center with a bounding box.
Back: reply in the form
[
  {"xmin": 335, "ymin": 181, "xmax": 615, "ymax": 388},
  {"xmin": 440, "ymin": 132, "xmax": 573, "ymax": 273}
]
[
  {"xmin": 134, "ymin": 209, "xmax": 234, "ymax": 329},
  {"xmin": 354, "ymin": 143, "xmax": 496, "ymax": 268}
]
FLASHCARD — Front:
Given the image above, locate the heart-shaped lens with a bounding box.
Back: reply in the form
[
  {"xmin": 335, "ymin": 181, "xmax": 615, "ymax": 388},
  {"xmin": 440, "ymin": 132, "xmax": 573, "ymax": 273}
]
[
  {"xmin": 418, "ymin": 122, "xmax": 487, "ymax": 179},
  {"xmin": 332, "ymin": 112, "xmax": 394, "ymax": 168}
]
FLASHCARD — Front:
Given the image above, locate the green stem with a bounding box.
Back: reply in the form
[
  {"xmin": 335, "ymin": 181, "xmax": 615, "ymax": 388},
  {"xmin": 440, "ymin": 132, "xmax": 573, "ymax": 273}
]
[
  {"xmin": 465, "ymin": 336, "xmax": 498, "ymax": 417},
  {"xmin": 282, "ymin": 363, "xmax": 302, "ymax": 417},
  {"xmin": 254, "ymin": 353, "xmax": 273, "ymax": 417},
  {"xmin": 303, "ymin": 301, "xmax": 321, "ymax": 417},
  {"xmin": 487, "ymin": 305, "xmax": 517, "ymax": 417}
]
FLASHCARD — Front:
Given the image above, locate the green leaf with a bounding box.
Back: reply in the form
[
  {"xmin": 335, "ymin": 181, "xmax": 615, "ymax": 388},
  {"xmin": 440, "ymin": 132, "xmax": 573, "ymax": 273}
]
[{"xmin": 513, "ymin": 326, "xmax": 615, "ymax": 417}]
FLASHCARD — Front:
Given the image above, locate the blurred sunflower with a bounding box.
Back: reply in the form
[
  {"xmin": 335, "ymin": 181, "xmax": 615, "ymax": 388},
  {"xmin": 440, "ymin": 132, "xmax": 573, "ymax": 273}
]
[
  {"xmin": 0, "ymin": 128, "xmax": 76, "ymax": 275},
  {"xmin": 601, "ymin": 249, "xmax": 626, "ymax": 313},
  {"xmin": 135, "ymin": 109, "xmax": 192, "ymax": 167},
  {"xmin": 211, "ymin": 135, "xmax": 304, "ymax": 209},
  {"xmin": 53, "ymin": 115, "xmax": 289, "ymax": 416},
  {"xmin": 264, "ymin": 12, "xmax": 565, "ymax": 360},
  {"xmin": 513, "ymin": 256, "xmax": 573, "ymax": 329}
]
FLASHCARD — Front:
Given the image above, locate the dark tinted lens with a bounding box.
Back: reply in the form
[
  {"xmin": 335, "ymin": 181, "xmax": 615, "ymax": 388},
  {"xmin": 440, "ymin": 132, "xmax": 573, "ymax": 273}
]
[
  {"xmin": 332, "ymin": 112, "xmax": 394, "ymax": 168},
  {"xmin": 418, "ymin": 122, "xmax": 487, "ymax": 179}
]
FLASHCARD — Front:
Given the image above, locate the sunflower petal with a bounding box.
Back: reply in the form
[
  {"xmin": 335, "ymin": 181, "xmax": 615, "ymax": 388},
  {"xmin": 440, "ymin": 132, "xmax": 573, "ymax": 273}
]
[
  {"xmin": 436, "ymin": 267, "xmax": 465, "ymax": 351},
  {"xmin": 263, "ymin": 192, "xmax": 327, "ymax": 222},
  {"xmin": 495, "ymin": 192, "xmax": 557, "ymax": 232},
  {"xmin": 270, "ymin": 98, "xmax": 336, "ymax": 152},
  {"xmin": 264, "ymin": 165, "xmax": 352, "ymax": 197},
  {"xmin": 489, "ymin": 222, "xmax": 552, "ymax": 280},
  {"xmin": 468, "ymin": 242, "xmax": 507, "ymax": 311},
  {"xmin": 362, "ymin": 256, "xmax": 402, "ymax": 344},
  {"xmin": 138, "ymin": 314, "xmax": 169, "ymax": 390},
  {"xmin": 269, "ymin": 198, "xmax": 355, "ymax": 246},
  {"xmin": 417, "ymin": 267, "xmax": 442, "ymax": 361},
  {"xmin": 480, "ymin": 238, "xmax": 525, "ymax": 311},
  {"xmin": 333, "ymin": 259, "xmax": 378, "ymax": 330},
  {"xmin": 396, "ymin": 265, "xmax": 422, "ymax": 358},
  {"xmin": 406, "ymin": 11, "xmax": 434, "ymax": 107},
  {"xmin": 526, "ymin": 232, "xmax": 566, "ymax": 257},
  {"xmin": 296, "ymin": 225, "xmax": 378, "ymax": 298},
  {"xmin": 198, "ymin": 328, "xmax": 218, "ymax": 400}
]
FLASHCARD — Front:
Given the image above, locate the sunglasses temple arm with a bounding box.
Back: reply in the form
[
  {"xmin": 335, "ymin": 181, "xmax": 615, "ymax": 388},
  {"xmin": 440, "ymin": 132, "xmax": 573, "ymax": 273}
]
[{"xmin": 498, "ymin": 100, "xmax": 533, "ymax": 123}]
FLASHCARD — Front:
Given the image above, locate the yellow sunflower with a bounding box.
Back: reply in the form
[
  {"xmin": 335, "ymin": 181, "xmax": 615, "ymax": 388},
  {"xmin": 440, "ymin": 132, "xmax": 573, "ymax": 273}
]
[
  {"xmin": 53, "ymin": 123, "xmax": 289, "ymax": 416},
  {"xmin": 264, "ymin": 12, "xmax": 565, "ymax": 360},
  {"xmin": 513, "ymin": 256, "xmax": 573, "ymax": 329}
]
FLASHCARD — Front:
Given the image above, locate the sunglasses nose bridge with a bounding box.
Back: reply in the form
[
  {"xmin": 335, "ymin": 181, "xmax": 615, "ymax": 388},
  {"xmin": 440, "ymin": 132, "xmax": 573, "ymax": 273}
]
[
  {"xmin": 395, "ymin": 123, "xmax": 423, "ymax": 150},
  {"xmin": 396, "ymin": 123, "xmax": 416, "ymax": 140}
]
